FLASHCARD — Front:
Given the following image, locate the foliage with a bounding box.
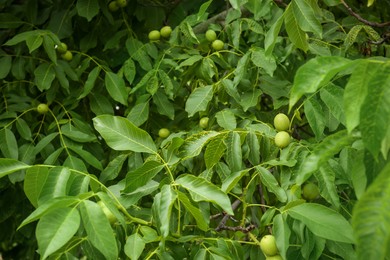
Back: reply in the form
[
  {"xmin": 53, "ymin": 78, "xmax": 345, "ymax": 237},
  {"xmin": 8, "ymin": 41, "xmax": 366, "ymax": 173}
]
[{"xmin": 1, "ymin": 0, "xmax": 390, "ymax": 259}]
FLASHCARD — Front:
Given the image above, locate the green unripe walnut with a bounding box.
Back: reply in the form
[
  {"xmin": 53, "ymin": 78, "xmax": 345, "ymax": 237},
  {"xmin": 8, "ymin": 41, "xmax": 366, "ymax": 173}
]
[
  {"xmin": 302, "ymin": 182, "xmax": 320, "ymax": 200},
  {"xmin": 37, "ymin": 103, "xmax": 49, "ymax": 114},
  {"xmin": 116, "ymin": 0, "xmax": 127, "ymax": 7},
  {"xmin": 260, "ymin": 235, "xmax": 279, "ymax": 256},
  {"xmin": 97, "ymin": 201, "xmax": 116, "ymax": 225},
  {"xmin": 160, "ymin": 26, "xmax": 172, "ymax": 38},
  {"xmin": 61, "ymin": 51, "xmax": 73, "ymax": 61},
  {"xmin": 158, "ymin": 128, "xmax": 170, "ymax": 138},
  {"xmin": 274, "ymin": 131, "xmax": 291, "ymax": 148},
  {"xmin": 273, "ymin": 113, "xmax": 290, "ymax": 131},
  {"xmin": 266, "ymin": 255, "xmax": 283, "ymax": 260},
  {"xmin": 212, "ymin": 39, "xmax": 224, "ymax": 51},
  {"xmin": 199, "ymin": 117, "xmax": 209, "ymax": 129},
  {"xmin": 108, "ymin": 1, "xmax": 119, "ymax": 11},
  {"xmin": 148, "ymin": 30, "xmax": 161, "ymax": 41},
  {"xmin": 56, "ymin": 42, "xmax": 68, "ymax": 53},
  {"xmin": 205, "ymin": 29, "xmax": 217, "ymax": 42}
]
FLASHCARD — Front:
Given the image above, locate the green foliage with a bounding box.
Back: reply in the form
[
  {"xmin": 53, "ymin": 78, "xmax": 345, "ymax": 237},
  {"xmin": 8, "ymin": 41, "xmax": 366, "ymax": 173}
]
[{"xmin": 0, "ymin": 0, "xmax": 390, "ymax": 259}]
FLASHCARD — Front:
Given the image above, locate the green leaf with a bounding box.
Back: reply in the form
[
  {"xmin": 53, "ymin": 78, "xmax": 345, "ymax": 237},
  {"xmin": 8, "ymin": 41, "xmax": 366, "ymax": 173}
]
[
  {"xmin": 273, "ymin": 214, "xmax": 291, "ymax": 260},
  {"xmin": 153, "ymin": 89, "xmax": 174, "ymax": 120},
  {"xmin": 320, "ymin": 84, "xmax": 345, "ymax": 124},
  {"xmin": 36, "ymin": 207, "xmax": 80, "ymax": 260},
  {"xmin": 177, "ymin": 55, "xmax": 203, "ymax": 69},
  {"xmin": 352, "ymin": 162, "xmax": 390, "ymax": 260},
  {"xmin": 284, "ymin": 4, "xmax": 308, "ymax": 52},
  {"xmin": 291, "ymin": 0, "xmax": 322, "ymax": 37},
  {"xmin": 4, "ymin": 30, "xmax": 36, "ymax": 46},
  {"xmin": 296, "ymin": 130, "xmax": 356, "ymax": 185},
  {"xmin": 250, "ymin": 47, "xmax": 277, "ymax": 76},
  {"xmin": 180, "ymin": 131, "xmax": 220, "ymax": 159},
  {"xmin": 221, "ymin": 169, "xmax": 249, "ymax": 193},
  {"xmin": 216, "ymin": 110, "xmax": 236, "ymax": 130},
  {"xmin": 204, "ymin": 136, "xmax": 226, "ymax": 169},
  {"xmin": 152, "ymin": 185, "xmax": 177, "ymax": 238},
  {"xmin": 287, "ymin": 203, "xmax": 354, "ymax": 243},
  {"xmin": 93, "ymin": 115, "xmax": 157, "ymax": 153},
  {"xmin": 125, "ymin": 233, "xmax": 145, "ymax": 260},
  {"xmin": 0, "ymin": 56, "xmax": 12, "ymax": 79},
  {"xmin": 247, "ymin": 131, "xmax": 261, "ymax": 165},
  {"xmin": 314, "ymin": 163, "xmax": 340, "ymax": 209},
  {"xmin": 179, "ymin": 21, "xmax": 199, "ymax": 44},
  {"xmin": 176, "ymin": 191, "xmax": 208, "ymax": 231},
  {"xmin": 264, "ymin": 13, "xmax": 284, "ymax": 56},
  {"xmin": 256, "ymin": 166, "xmax": 287, "ymax": 202},
  {"xmin": 79, "ymin": 66, "xmax": 101, "ymax": 99},
  {"xmin": 360, "ymin": 62, "xmax": 390, "ymax": 158},
  {"xmin": 233, "ymin": 52, "xmax": 250, "ymax": 86},
  {"xmin": 304, "ymin": 96, "xmax": 325, "ymax": 139},
  {"xmin": 0, "ymin": 128, "xmax": 18, "ymax": 159},
  {"xmin": 79, "ymin": 200, "xmax": 118, "ymax": 260},
  {"xmin": 185, "ymin": 85, "xmax": 214, "ymax": 117},
  {"xmin": 38, "ymin": 167, "xmax": 72, "ymax": 205},
  {"xmin": 124, "ymin": 160, "xmax": 164, "ymax": 193},
  {"xmin": 0, "ymin": 13, "xmax": 24, "ymax": 28},
  {"xmin": 34, "ymin": 63, "xmax": 56, "ymax": 91},
  {"xmin": 0, "ymin": 158, "xmax": 30, "ymax": 179},
  {"xmin": 76, "ymin": 0, "xmax": 99, "ymax": 21},
  {"xmin": 24, "ymin": 166, "xmax": 49, "ymax": 207},
  {"xmin": 26, "ymin": 33, "xmax": 43, "ymax": 53},
  {"xmin": 225, "ymin": 132, "xmax": 242, "ymax": 172},
  {"xmin": 289, "ymin": 56, "xmax": 353, "ymax": 109},
  {"xmin": 100, "ymin": 154, "xmax": 128, "ymax": 183},
  {"xmin": 124, "ymin": 58, "xmax": 136, "ymax": 84},
  {"xmin": 175, "ymin": 174, "xmax": 233, "ymax": 215},
  {"xmin": 127, "ymin": 101, "xmax": 149, "ymax": 126},
  {"xmin": 105, "ymin": 71, "xmax": 128, "ymax": 105},
  {"xmin": 126, "ymin": 38, "xmax": 152, "ymax": 71}
]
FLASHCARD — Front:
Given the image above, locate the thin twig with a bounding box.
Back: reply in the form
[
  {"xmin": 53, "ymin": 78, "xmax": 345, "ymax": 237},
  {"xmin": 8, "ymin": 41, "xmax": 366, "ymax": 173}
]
[
  {"xmin": 340, "ymin": 0, "xmax": 390, "ymax": 28},
  {"xmin": 215, "ymin": 199, "xmax": 242, "ymax": 231}
]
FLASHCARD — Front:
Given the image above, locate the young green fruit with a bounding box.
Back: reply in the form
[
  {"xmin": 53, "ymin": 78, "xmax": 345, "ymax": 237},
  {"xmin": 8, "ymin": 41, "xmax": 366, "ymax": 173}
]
[
  {"xmin": 116, "ymin": 0, "xmax": 127, "ymax": 7},
  {"xmin": 108, "ymin": 1, "xmax": 119, "ymax": 11},
  {"xmin": 302, "ymin": 182, "xmax": 320, "ymax": 200},
  {"xmin": 56, "ymin": 42, "xmax": 68, "ymax": 53},
  {"xmin": 160, "ymin": 26, "xmax": 172, "ymax": 38},
  {"xmin": 274, "ymin": 131, "xmax": 290, "ymax": 148},
  {"xmin": 212, "ymin": 39, "xmax": 224, "ymax": 51},
  {"xmin": 205, "ymin": 29, "xmax": 217, "ymax": 42},
  {"xmin": 199, "ymin": 117, "xmax": 209, "ymax": 129},
  {"xmin": 97, "ymin": 201, "xmax": 116, "ymax": 225},
  {"xmin": 273, "ymin": 113, "xmax": 290, "ymax": 131},
  {"xmin": 260, "ymin": 235, "xmax": 279, "ymax": 256},
  {"xmin": 158, "ymin": 128, "xmax": 170, "ymax": 138},
  {"xmin": 61, "ymin": 50, "xmax": 73, "ymax": 61},
  {"xmin": 37, "ymin": 103, "xmax": 49, "ymax": 114},
  {"xmin": 148, "ymin": 30, "xmax": 161, "ymax": 41},
  {"xmin": 266, "ymin": 255, "xmax": 283, "ymax": 260}
]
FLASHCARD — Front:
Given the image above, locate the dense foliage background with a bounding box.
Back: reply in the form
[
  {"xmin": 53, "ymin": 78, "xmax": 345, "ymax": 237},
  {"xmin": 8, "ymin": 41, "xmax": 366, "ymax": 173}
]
[{"xmin": 1, "ymin": 0, "xmax": 390, "ymax": 259}]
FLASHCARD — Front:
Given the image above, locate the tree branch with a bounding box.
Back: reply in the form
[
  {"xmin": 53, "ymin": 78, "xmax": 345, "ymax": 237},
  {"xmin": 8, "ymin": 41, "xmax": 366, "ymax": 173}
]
[{"xmin": 340, "ymin": 0, "xmax": 390, "ymax": 28}]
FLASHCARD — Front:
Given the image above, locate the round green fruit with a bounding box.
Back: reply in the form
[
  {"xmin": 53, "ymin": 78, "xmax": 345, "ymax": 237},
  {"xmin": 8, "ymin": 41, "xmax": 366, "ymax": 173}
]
[
  {"xmin": 260, "ymin": 235, "xmax": 279, "ymax": 256},
  {"xmin": 266, "ymin": 255, "xmax": 283, "ymax": 260},
  {"xmin": 148, "ymin": 30, "xmax": 161, "ymax": 41},
  {"xmin": 205, "ymin": 29, "xmax": 217, "ymax": 42},
  {"xmin": 56, "ymin": 42, "xmax": 67, "ymax": 53},
  {"xmin": 199, "ymin": 117, "xmax": 209, "ymax": 129},
  {"xmin": 158, "ymin": 128, "xmax": 170, "ymax": 138},
  {"xmin": 273, "ymin": 113, "xmax": 290, "ymax": 131},
  {"xmin": 108, "ymin": 1, "xmax": 119, "ymax": 11},
  {"xmin": 116, "ymin": 0, "xmax": 127, "ymax": 7},
  {"xmin": 160, "ymin": 26, "xmax": 172, "ymax": 38},
  {"xmin": 302, "ymin": 182, "xmax": 320, "ymax": 200},
  {"xmin": 61, "ymin": 51, "xmax": 73, "ymax": 61},
  {"xmin": 97, "ymin": 201, "xmax": 116, "ymax": 224},
  {"xmin": 274, "ymin": 131, "xmax": 290, "ymax": 149},
  {"xmin": 212, "ymin": 39, "xmax": 224, "ymax": 51},
  {"xmin": 37, "ymin": 103, "xmax": 49, "ymax": 114}
]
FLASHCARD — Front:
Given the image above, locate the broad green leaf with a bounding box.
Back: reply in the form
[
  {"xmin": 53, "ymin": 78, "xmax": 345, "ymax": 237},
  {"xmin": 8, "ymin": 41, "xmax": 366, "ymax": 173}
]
[
  {"xmin": 314, "ymin": 163, "xmax": 340, "ymax": 209},
  {"xmin": 0, "ymin": 128, "xmax": 18, "ymax": 159},
  {"xmin": 250, "ymin": 47, "xmax": 277, "ymax": 76},
  {"xmin": 152, "ymin": 185, "xmax": 177, "ymax": 238},
  {"xmin": 0, "ymin": 56, "xmax": 12, "ymax": 79},
  {"xmin": 79, "ymin": 200, "xmax": 118, "ymax": 260},
  {"xmin": 176, "ymin": 191, "xmax": 208, "ymax": 231},
  {"xmin": 61, "ymin": 123, "xmax": 96, "ymax": 143},
  {"xmin": 204, "ymin": 136, "xmax": 226, "ymax": 169},
  {"xmin": 344, "ymin": 25, "xmax": 363, "ymax": 52},
  {"xmin": 100, "ymin": 154, "xmax": 128, "ymax": 183},
  {"xmin": 360, "ymin": 62, "xmax": 390, "ymax": 158},
  {"xmin": 125, "ymin": 233, "xmax": 145, "ymax": 260},
  {"xmin": 233, "ymin": 52, "xmax": 250, "ymax": 86},
  {"xmin": 273, "ymin": 214, "xmax": 291, "ymax": 260},
  {"xmin": 34, "ymin": 63, "xmax": 56, "ymax": 91},
  {"xmin": 221, "ymin": 169, "xmax": 249, "ymax": 193},
  {"xmin": 175, "ymin": 174, "xmax": 233, "ymax": 215},
  {"xmin": 352, "ymin": 162, "xmax": 390, "ymax": 260},
  {"xmin": 177, "ymin": 55, "xmax": 203, "ymax": 69},
  {"xmin": 139, "ymin": 226, "xmax": 159, "ymax": 243},
  {"xmin": 89, "ymin": 93, "xmax": 114, "ymax": 115},
  {"xmin": 289, "ymin": 56, "xmax": 353, "ymax": 109},
  {"xmin": 37, "ymin": 207, "xmax": 80, "ymax": 260},
  {"xmin": 67, "ymin": 146, "xmax": 102, "ymax": 170},
  {"xmin": 79, "ymin": 66, "xmax": 101, "ymax": 99},
  {"xmin": 179, "ymin": 21, "xmax": 199, "ymax": 44},
  {"xmin": 11, "ymin": 56, "xmax": 26, "ymax": 79},
  {"xmin": 76, "ymin": 0, "xmax": 99, "ymax": 21},
  {"xmin": 185, "ymin": 85, "xmax": 214, "ymax": 117},
  {"xmin": 284, "ymin": 4, "xmax": 308, "ymax": 52},
  {"xmin": 225, "ymin": 132, "xmax": 242, "ymax": 172},
  {"xmin": 158, "ymin": 70, "xmax": 174, "ymax": 98},
  {"xmin": 54, "ymin": 64, "xmax": 69, "ymax": 90},
  {"xmin": 291, "ymin": 0, "xmax": 322, "ymax": 37},
  {"xmin": 105, "ymin": 71, "xmax": 128, "ymax": 105},
  {"xmin": 24, "ymin": 167, "xmax": 50, "ymax": 208},
  {"xmin": 126, "ymin": 38, "xmax": 152, "ymax": 71},
  {"xmin": 124, "ymin": 160, "xmax": 164, "ymax": 193},
  {"xmin": 215, "ymin": 110, "xmax": 236, "ymax": 130},
  {"xmin": 0, "ymin": 13, "xmax": 24, "ymax": 28},
  {"xmin": 304, "ymin": 96, "xmax": 325, "ymax": 139},
  {"xmin": 181, "ymin": 131, "xmax": 220, "ymax": 159},
  {"xmin": 26, "ymin": 33, "xmax": 43, "ymax": 53},
  {"xmin": 127, "ymin": 101, "xmax": 149, "ymax": 126},
  {"xmin": 38, "ymin": 167, "xmax": 71, "ymax": 205},
  {"xmin": 256, "ymin": 166, "xmax": 287, "ymax": 202},
  {"xmin": 264, "ymin": 12, "xmax": 284, "ymax": 56},
  {"xmin": 288, "ymin": 203, "xmax": 354, "ymax": 243},
  {"xmin": 93, "ymin": 115, "xmax": 157, "ymax": 153},
  {"xmin": 320, "ymin": 84, "xmax": 345, "ymax": 124},
  {"xmin": 4, "ymin": 30, "xmax": 36, "ymax": 46},
  {"xmin": 19, "ymin": 197, "xmax": 80, "ymax": 229},
  {"xmin": 124, "ymin": 58, "xmax": 136, "ymax": 84},
  {"xmin": 240, "ymin": 89, "xmax": 262, "ymax": 112},
  {"xmin": 0, "ymin": 158, "xmax": 30, "ymax": 179},
  {"xmin": 153, "ymin": 89, "xmax": 174, "ymax": 120},
  {"xmin": 296, "ymin": 130, "xmax": 356, "ymax": 185}
]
